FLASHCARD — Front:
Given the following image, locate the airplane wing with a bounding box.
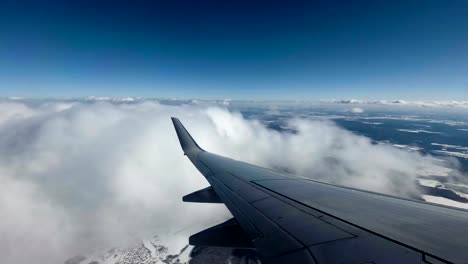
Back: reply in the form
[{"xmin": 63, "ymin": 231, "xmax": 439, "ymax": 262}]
[{"xmin": 171, "ymin": 117, "xmax": 468, "ymax": 264}]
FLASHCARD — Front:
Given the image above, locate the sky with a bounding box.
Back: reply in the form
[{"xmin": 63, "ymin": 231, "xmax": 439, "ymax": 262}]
[{"xmin": 0, "ymin": 0, "xmax": 467, "ymax": 100}]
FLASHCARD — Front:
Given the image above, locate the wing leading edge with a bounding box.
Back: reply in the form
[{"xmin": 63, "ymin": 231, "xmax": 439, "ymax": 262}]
[{"xmin": 171, "ymin": 117, "xmax": 468, "ymax": 264}]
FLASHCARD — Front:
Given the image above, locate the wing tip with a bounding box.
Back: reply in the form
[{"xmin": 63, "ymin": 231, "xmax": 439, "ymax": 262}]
[{"xmin": 171, "ymin": 117, "xmax": 204, "ymax": 154}]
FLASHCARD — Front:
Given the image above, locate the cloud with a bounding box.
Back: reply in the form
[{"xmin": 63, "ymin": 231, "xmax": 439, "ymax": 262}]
[
  {"xmin": 349, "ymin": 107, "xmax": 364, "ymax": 113},
  {"xmin": 0, "ymin": 102, "xmax": 229, "ymax": 263},
  {"xmin": 322, "ymin": 99, "xmax": 468, "ymax": 108},
  {"xmin": 0, "ymin": 100, "xmax": 462, "ymax": 263}
]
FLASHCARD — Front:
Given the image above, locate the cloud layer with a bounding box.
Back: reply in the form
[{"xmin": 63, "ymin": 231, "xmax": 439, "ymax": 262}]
[
  {"xmin": 0, "ymin": 100, "xmax": 460, "ymax": 263},
  {"xmin": 322, "ymin": 99, "xmax": 468, "ymax": 108}
]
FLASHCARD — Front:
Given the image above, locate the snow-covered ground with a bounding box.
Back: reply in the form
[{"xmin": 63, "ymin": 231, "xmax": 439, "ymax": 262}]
[{"xmin": 422, "ymin": 195, "xmax": 468, "ymax": 210}]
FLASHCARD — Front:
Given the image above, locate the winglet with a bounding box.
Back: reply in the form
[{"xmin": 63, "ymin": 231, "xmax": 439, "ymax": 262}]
[{"xmin": 171, "ymin": 117, "xmax": 204, "ymax": 155}]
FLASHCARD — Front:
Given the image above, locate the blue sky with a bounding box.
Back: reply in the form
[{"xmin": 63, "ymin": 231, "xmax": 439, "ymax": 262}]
[{"xmin": 0, "ymin": 0, "xmax": 467, "ymax": 100}]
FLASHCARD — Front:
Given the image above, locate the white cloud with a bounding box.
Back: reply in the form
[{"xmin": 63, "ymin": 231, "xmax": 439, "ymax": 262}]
[
  {"xmin": 397, "ymin": 129, "xmax": 442, "ymax": 134},
  {"xmin": 350, "ymin": 107, "xmax": 364, "ymax": 113},
  {"xmin": 323, "ymin": 99, "xmax": 468, "ymax": 108},
  {"xmin": 0, "ymin": 100, "xmax": 463, "ymax": 263}
]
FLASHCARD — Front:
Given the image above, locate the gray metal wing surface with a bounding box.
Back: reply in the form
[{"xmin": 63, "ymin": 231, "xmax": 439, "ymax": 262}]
[{"xmin": 171, "ymin": 117, "xmax": 468, "ymax": 264}]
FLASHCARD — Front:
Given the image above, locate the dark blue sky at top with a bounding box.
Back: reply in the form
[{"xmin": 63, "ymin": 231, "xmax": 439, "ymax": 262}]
[{"xmin": 0, "ymin": 0, "xmax": 467, "ymax": 99}]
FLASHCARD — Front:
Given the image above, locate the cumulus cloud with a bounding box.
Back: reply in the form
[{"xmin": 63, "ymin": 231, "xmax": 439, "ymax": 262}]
[{"xmin": 0, "ymin": 100, "xmax": 461, "ymax": 263}]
